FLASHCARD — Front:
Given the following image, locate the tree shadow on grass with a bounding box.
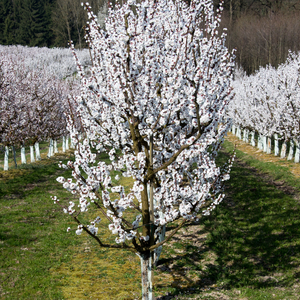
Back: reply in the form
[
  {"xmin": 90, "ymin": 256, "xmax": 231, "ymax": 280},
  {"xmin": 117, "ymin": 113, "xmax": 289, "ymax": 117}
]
[{"xmin": 156, "ymin": 153, "xmax": 300, "ymax": 299}]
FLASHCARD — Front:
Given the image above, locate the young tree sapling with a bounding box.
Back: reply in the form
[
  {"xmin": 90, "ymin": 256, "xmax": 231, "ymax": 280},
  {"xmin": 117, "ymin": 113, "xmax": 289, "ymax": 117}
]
[{"xmin": 53, "ymin": 0, "xmax": 235, "ymax": 298}]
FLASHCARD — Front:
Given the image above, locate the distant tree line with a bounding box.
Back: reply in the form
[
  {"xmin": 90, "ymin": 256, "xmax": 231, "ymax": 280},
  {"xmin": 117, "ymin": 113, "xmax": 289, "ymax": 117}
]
[
  {"xmin": 218, "ymin": 0, "xmax": 300, "ymax": 74},
  {"xmin": 0, "ymin": 0, "xmax": 53, "ymax": 47},
  {"xmin": 1, "ymin": 0, "xmax": 300, "ymax": 73},
  {"xmin": 0, "ymin": 0, "xmax": 107, "ymax": 48}
]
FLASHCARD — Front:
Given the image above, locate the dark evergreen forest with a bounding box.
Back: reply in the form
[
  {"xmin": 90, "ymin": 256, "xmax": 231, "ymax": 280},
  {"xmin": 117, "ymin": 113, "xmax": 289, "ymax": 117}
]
[{"xmin": 1, "ymin": 0, "xmax": 300, "ymax": 74}]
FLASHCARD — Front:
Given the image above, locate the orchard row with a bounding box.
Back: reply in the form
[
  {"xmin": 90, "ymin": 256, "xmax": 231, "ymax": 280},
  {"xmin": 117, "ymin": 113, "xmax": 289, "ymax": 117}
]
[
  {"xmin": 229, "ymin": 51, "xmax": 300, "ymax": 161},
  {"xmin": 0, "ymin": 45, "xmax": 90, "ymax": 170}
]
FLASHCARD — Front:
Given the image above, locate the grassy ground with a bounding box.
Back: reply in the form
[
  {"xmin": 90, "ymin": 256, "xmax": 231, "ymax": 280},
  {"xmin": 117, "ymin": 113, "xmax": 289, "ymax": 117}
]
[
  {"xmin": 0, "ymin": 154, "xmax": 81, "ymax": 299},
  {"xmin": 1, "ymin": 137, "xmax": 300, "ymax": 299}
]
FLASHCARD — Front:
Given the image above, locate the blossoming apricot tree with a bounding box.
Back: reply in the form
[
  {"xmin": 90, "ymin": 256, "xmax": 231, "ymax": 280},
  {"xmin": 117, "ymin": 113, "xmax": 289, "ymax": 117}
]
[{"xmin": 54, "ymin": 0, "xmax": 235, "ymax": 298}]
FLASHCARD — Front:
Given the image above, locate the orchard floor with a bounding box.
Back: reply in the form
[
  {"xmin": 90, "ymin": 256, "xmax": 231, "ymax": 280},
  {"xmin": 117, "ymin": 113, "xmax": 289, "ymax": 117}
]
[
  {"xmin": 1, "ymin": 137, "xmax": 300, "ymax": 299},
  {"xmin": 53, "ymin": 136, "xmax": 300, "ymax": 300}
]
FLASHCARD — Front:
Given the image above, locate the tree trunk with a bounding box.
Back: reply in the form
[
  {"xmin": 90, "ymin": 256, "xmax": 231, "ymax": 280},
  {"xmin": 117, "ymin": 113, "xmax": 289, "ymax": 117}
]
[
  {"xmin": 149, "ymin": 134, "xmax": 156, "ymax": 251},
  {"xmin": 140, "ymin": 251, "xmax": 154, "ymax": 300},
  {"xmin": 229, "ymin": 0, "xmax": 233, "ymax": 25}
]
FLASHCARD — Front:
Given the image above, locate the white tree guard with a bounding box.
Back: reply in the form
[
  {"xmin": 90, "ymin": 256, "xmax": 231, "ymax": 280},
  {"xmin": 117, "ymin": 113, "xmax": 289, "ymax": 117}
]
[
  {"xmin": 281, "ymin": 141, "xmax": 287, "ymax": 158},
  {"xmin": 262, "ymin": 136, "xmax": 267, "ymax": 153},
  {"xmin": 231, "ymin": 124, "xmax": 236, "ymax": 135},
  {"xmin": 30, "ymin": 145, "xmax": 35, "ymax": 162},
  {"xmin": 70, "ymin": 137, "xmax": 75, "ymax": 149},
  {"xmin": 267, "ymin": 137, "xmax": 272, "ymax": 154},
  {"xmin": 66, "ymin": 136, "xmax": 69, "ymax": 150},
  {"xmin": 35, "ymin": 142, "xmax": 41, "ymax": 160},
  {"xmin": 274, "ymin": 134, "xmax": 279, "ymax": 156},
  {"xmin": 257, "ymin": 134, "xmax": 263, "ymax": 150},
  {"xmin": 140, "ymin": 252, "xmax": 153, "ymax": 300},
  {"xmin": 54, "ymin": 140, "xmax": 58, "ymax": 154},
  {"xmin": 243, "ymin": 128, "xmax": 249, "ymax": 143},
  {"xmin": 4, "ymin": 146, "xmax": 9, "ymax": 171},
  {"xmin": 62, "ymin": 136, "xmax": 66, "ymax": 152},
  {"xmin": 47, "ymin": 139, "xmax": 54, "ymax": 158},
  {"xmin": 287, "ymin": 139, "xmax": 294, "ymax": 160},
  {"xmin": 236, "ymin": 126, "xmax": 241, "ymax": 139},
  {"xmin": 21, "ymin": 146, "xmax": 26, "ymax": 164},
  {"xmin": 250, "ymin": 131, "xmax": 256, "ymax": 147}
]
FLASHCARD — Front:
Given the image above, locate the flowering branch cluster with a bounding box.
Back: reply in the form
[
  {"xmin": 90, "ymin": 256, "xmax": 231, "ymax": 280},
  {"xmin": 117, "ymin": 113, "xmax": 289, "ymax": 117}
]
[{"xmin": 56, "ymin": 0, "xmax": 234, "ymax": 255}]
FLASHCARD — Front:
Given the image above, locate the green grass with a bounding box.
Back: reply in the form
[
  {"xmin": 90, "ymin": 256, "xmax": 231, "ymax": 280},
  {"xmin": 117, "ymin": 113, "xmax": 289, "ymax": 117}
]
[
  {"xmin": 0, "ymin": 155, "xmax": 81, "ymax": 299},
  {"xmin": 1, "ymin": 140, "xmax": 300, "ymax": 299},
  {"xmin": 201, "ymin": 146, "xmax": 300, "ymax": 298},
  {"xmin": 152, "ymin": 141, "xmax": 300, "ymax": 299},
  {"xmin": 222, "ymin": 139, "xmax": 300, "ymax": 190}
]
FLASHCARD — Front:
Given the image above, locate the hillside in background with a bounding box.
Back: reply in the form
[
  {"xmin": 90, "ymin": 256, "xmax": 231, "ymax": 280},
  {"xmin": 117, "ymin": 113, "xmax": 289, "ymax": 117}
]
[{"xmin": 218, "ymin": 0, "xmax": 300, "ymax": 74}]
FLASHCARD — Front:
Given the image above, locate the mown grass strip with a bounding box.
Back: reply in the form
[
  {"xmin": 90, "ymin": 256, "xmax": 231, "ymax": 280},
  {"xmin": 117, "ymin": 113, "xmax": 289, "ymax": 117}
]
[{"xmin": 0, "ymin": 155, "xmax": 81, "ymax": 299}]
